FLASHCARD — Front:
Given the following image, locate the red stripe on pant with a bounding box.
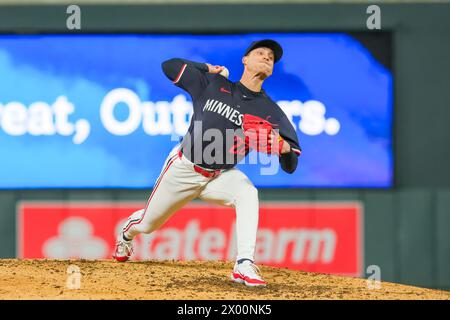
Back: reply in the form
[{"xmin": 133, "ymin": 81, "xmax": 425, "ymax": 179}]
[{"xmin": 123, "ymin": 155, "xmax": 178, "ymax": 233}]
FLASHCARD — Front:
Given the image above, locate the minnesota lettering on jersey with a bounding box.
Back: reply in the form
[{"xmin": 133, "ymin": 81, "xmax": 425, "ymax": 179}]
[{"xmin": 202, "ymin": 99, "xmax": 243, "ymax": 127}]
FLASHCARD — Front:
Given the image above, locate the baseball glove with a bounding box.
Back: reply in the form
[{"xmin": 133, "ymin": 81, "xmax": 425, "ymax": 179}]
[{"xmin": 241, "ymin": 114, "xmax": 285, "ymax": 155}]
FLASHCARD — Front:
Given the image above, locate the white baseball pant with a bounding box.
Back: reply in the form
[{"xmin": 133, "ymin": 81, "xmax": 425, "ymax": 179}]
[{"xmin": 122, "ymin": 145, "xmax": 259, "ymax": 262}]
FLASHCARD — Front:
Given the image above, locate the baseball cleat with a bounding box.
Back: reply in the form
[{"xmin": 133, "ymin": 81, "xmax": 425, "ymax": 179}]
[
  {"xmin": 230, "ymin": 260, "xmax": 267, "ymax": 287},
  {"xmin": 112, "ymin": 233, "xmax": 134, "ymax": 262}
]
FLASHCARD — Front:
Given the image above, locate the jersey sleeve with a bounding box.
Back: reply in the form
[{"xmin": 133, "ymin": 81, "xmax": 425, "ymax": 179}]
[
  {"xmin": 161, "ymin": 58, "xmax": 211, "ymax": 100},
  {"xmin": 277, "ymin": 111, "xmax": 302, "ymax": 174},
  {"xmin": 278, "ymin": 114, "xmax": 301, "ymax": 155}
]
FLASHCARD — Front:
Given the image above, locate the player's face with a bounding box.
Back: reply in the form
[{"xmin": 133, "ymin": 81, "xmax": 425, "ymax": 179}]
[{"xmin": 244, "ymin": 47, "xmax": 275, "ymax": 78}]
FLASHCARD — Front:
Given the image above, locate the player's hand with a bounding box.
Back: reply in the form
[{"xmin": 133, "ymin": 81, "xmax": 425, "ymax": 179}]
[
  {"xmin": 280, "ymin": 140, "xmax": 291, "ymax": 154},
  {"xmin": 206, "ymin": 63, "xmax": 225, "ymax": 74},
  {"xmin": 269, "ymin": 131, "xmax": 291, "ymax": 154}
]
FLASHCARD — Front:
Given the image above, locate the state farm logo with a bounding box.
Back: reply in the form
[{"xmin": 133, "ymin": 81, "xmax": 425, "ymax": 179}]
[
  {"xmin": 18, "ymin": 202, "xmax": 362, "ymax": 276},
  {"xmin": 42, "ymin": 217, "xmax": 108, "ymax": 259},
  {"xmin": 36, "ymin": 217, "xmax": 338, "ymax": 265},
  {"xmin": 133, "ymin": 220, "xmax": 337, "ymax": 266}
]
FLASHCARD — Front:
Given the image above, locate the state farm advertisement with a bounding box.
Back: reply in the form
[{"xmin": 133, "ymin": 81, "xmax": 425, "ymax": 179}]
[{"xmin": 17, "ymin": 202, "xmax": 363, "ymax": 276}]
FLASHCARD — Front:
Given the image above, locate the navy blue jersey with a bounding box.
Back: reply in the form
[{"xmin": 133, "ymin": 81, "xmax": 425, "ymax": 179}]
[{"xmin": 162, "ymin": 58, "xmax": 301, "ymax": 173}]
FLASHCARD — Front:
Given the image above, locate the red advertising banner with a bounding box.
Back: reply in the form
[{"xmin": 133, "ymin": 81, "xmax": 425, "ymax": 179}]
[{"xmin": 17, "ymin": 202, "xmax": 363, "ymax": 276}]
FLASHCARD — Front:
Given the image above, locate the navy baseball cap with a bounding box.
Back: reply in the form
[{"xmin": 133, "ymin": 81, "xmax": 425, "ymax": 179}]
[{"xmin": 244, "ymin": 39, "xmax": 283, "ymax": 63}]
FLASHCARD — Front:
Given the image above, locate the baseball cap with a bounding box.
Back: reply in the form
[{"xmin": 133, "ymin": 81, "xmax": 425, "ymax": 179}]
[{"xmin": 244, "ymin": 39, "xmax": 283, "ymax": 63}]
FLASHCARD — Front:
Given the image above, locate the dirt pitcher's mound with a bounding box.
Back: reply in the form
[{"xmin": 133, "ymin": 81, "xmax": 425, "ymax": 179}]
[{"xmin": 0, "ymin": 259, "xmax": 449, "ymax": 300}]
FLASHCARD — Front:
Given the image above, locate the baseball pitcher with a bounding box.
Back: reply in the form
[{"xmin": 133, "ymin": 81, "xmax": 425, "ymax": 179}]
[{"xmin": 113, "ymin": 39, "xmax": 302, "ymax": 287}]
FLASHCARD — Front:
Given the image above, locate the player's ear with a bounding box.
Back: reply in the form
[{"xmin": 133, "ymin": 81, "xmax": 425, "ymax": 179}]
[{"xmin": 242, "ymin": 55, "xmax": 248, "ymax": 66}]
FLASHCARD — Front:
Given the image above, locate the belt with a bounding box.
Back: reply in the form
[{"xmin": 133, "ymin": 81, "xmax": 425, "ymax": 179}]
[{"xmin": 178, "ymin": 150, "xmax": 222, "ymax": 179}]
